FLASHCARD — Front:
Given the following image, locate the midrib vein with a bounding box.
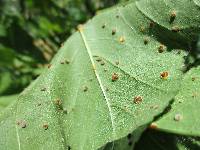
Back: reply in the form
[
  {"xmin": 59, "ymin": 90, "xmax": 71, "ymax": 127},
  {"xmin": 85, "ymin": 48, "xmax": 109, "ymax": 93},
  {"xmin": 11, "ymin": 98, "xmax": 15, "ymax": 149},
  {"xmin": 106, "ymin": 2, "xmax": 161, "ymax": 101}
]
[{"xmin": 79, "ymin": 28, "xmax": 116, "ymax": 138}]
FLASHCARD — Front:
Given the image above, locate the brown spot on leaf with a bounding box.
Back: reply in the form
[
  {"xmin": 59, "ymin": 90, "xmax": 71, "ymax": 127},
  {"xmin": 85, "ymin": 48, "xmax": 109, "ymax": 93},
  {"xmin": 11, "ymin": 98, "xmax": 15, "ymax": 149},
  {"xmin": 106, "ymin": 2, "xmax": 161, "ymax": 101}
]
[
  {"xmin": 174, "ymin": 114, "xmax": 183, "ymax": 121},
  {"xmin": 119, "ymin": 36, "xmax": 125, "ymax": 43},
  {"xmin": 192, "ymin": 77, "xmax": 196, "ymax": 81},
  {"xmin": 54, "ymin": 99, "xmax": 62, "ymax": 106},
  {"xmin": 47, "ymin": 64, "xmax": 52, "ymax": 69},
  {"xmin": 158, "ymin": 44, "xmax": 165, "ymax": 53},
  {"xmin": 100, "ymin": 61, "xmax": 105, "ymax": 66},
  {"xmin": 102, "ymin": 24, "xmax": 106, "ymax": 29},
  {"xmin": 17, "ymin": 120, "xmax": 27, "ymax": 128},
  {"xmin": 41, "ymin": 87, "xmax": 47, "ymax": 91},
  {"xmin": 112, "ymin": 29, "xmax": 116, "ymax": 35},
  {"xmin": 140, "ymin": 26, "xmax": 146, "ymax": 33},
  {"xmin": 192, "ymin": 92, "xmax": 198, "ymax": 98},
  {"xmin": 112, "ymin": 73, "xmax": 119, "ymax": 81},
  {"xmin": 160, "ymin": 71, "xmax": 169, "ymax": 79},
  {"xmin": 65, "ymin": 60, "xmax": 70, "ymax": 64},
  {"xmin": 144, "ymin": 37, "xmax": 150, "ymax": 45},
  {"xmin": 170, "ymin": 11, "xmax": 176, "ymax": 23},
  {"xmin": 96, "ymin": 58, "xmax": 102, "ymax": 62},
  {"xmin": 149, "ymin": 123, "xmax": 158, "ymax": 129},
  {"xmin": 83, "ymin": 86, "xmax": 88, "ymax": 92},
  {"xmin": 43, "ymin": 123, "xmax": 49, "ymax": 130},
  {"xmin": 115, "ymin": 61, "xmax": 119, "ymax": 65},
  {"xmin": 134, "ymin": 96, "xmax": 143, "ymax": 104}
]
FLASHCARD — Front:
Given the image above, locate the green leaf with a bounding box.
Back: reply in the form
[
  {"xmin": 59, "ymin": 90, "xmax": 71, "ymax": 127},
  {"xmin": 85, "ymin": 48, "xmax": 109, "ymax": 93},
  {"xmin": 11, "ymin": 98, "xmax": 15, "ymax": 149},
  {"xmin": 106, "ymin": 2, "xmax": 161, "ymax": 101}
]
[
  {"xmin": 1, "ymin": 0, "xmax": 199, "ymax": 149},
  {"xmin": 155, "ymin": 67, "xmax": 200, "ymax": 136},
  {"xmin": 0, "ymin": 24, "xmax": 7, "ymax": 37},
  {"xmin": 136, "ymin": 0, "xmax": 200, "ymax": 43},
  {"xmin": 135, "ymin": 129, "xmax": 200, "ymax": 150},
  {"xmin": 0, "ymin": 72, "xmax": 12, "ymax": 94},
  {"xmin": 0, "ymin": 94, "xmax": 18, "ymax": 112},
  {"xmin": 0, "ymin": 44, "xmax": 15, "ymax": 66}
]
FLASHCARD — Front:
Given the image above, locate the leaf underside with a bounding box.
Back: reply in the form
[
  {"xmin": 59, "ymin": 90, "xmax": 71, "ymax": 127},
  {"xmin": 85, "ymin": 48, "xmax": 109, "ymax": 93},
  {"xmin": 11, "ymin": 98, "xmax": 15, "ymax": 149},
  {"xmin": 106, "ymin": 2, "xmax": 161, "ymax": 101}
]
[
  {"xmin": 0, "ymin": 0, "xmax": 200, "ymax": 149},
  {"xmin": 156, "ymin": 67, "xmax": 200, "ymax": 136}
]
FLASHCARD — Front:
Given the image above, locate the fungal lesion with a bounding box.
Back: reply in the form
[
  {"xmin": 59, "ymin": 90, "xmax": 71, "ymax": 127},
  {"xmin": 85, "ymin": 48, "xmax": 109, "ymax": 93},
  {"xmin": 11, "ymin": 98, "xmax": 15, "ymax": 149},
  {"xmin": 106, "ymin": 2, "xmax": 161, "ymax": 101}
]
[
  {"xmin": 83, "ymin": 86, "xmax": 88, "ymax": 92},
  {"xmin": 160, "ymin": 71, "xmax": 169, "ymax": 80},
  {"xmin": 16, "ymin": 120, "xmax": 27, "ymax": 128},
  {"xmin": 42, "ymin": 123, "xmax": 49, "ymax": 130},
  {"xmin": 169, "ymin": 10, "xmax": 176, "ymax": 23},
  {"xmin": 144, "ymin": 37, "xmax": 150, "ymax": 45},
  {"xmin": 133, "ymin": 96, "xmax": 143, "ymax": 104},
  {"xmin": 119, "ymin": 36, "xmax": 125, "ymax": 43},
  {"xmin": 54, "ymin": 99, "xmax": 62, "ymax": 106},
  {"xmin": 111, "ymin": 73, "xmax": 119, "ymax": 81},
  {"xmin": 102, "ymin": 23, "xmax": 106, "ymax": 29},
  {"xmin": 158, "ymin": 44, "xmax": 166, "ymax": 53},
  {"xmin": 174, "ymin": 113, "xmax": 183, "ymax": 121},
  {"xmin": 140, "ymin": 26, "xmax": 146, "ymax": 33},
  {"xmin": 41, "ymin": 87, "xmax": 47, "ymax": 91},
  {"xmin": 112, "ymin": 28, "xmax": 117, "ymax": 35}
]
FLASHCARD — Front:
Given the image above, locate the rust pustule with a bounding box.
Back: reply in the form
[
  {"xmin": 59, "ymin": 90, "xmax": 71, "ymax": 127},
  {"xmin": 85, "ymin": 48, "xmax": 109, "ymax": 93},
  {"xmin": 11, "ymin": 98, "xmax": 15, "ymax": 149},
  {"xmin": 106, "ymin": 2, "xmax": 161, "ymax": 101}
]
[
  {"xmin": 160, "ymin": 71, "xmax": 169, "ymax": 79},
  {"xmin": 65, "ymin": 60, "xmax": 70, "ymax": 64},
  {"xmin": 144, "ymin": 37, "xmax": 150, "ymax": 45},
  {"xmin": 96, "ymin": 57, "xmax": 102, "ymax": 62},
  {"xmin": 47, "ymin": 64, "xmax": 52, "ymax": 69},
  {"xmin": 83, "ymin": 86, "xmax": 88, "ymax": 92},
  {"xmin": 115, "ymin": 61, "xmax": 119, "ymax": 65},
  {"xmin": 102, "ymin": 24, "xmax": 106, "ymax": 29},
  {"xmin": 170, "ymin": 11, "xmax": 176, "ymax": 23},
  {"xmin": 119, "ymin": 36, "xmax": 125, "ymax": 43},
  {"xmin": 158, "ymin": 44, "xmax": 165, "ymax": 53},
  {"xmin": 16, "ymin": 120, "xmax": 27, "ymax": 128},
  {"xmin": 100, "ymin": 61, "xmax": 105, "ymax": 66},
  {"xmin": 112, "ymin": 73, "xmax": 119, "ymax": 81},
  {"xmin": 43, "ymin": 123, "xmax": 49, "ymax": 130},
  {"xmin": 41, "ymin": 87, "xmax": 47, "ymax": 91},
  {"xmin": 112, "ymin": 29, "xmax": 117, "ymax": 35},
  {"xmin": 133, "ymin": 96, "xmax": 143, "ymax": 104},
  {"xmin": 54, "ymin": 99, "xmax": 62, "ymax": 105},
  {"xmin": 192, "ymin": 77, "xmax": 196, "ymax": 81},
  {"xmin": 60, "ymin": 61, "xmax": 65, "ymax": 64},
  {"xmin": 174, "ymin": 114, "xmax": 183, "ymax": 121},
  {"xmin": 149, "ymin": 123, "xmax": 158, "ymax": 129},
  {"xmin": 140, "ymin": 26, "xmax": 146, "ymax": 33}
]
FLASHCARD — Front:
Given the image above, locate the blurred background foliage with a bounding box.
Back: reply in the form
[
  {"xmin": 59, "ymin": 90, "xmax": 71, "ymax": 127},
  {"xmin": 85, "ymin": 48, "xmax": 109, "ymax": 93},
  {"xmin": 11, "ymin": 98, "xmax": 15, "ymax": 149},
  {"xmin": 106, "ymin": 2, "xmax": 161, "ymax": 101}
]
[{"xmin": 0, "ymin": 0, "xmax": 128, "ymax": 96}]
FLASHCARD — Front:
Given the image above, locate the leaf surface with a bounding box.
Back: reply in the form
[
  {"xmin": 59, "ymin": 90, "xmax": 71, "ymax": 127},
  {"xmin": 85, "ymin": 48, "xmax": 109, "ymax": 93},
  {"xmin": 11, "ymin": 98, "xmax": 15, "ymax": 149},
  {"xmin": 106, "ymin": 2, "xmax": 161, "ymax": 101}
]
[
  {"xmin": 156, "ymin": 67, "xmax": 200, "ymax": 136},
  {"xmin": 1, "ymin": 0, "xmax": 200, "ymax": 149}
]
